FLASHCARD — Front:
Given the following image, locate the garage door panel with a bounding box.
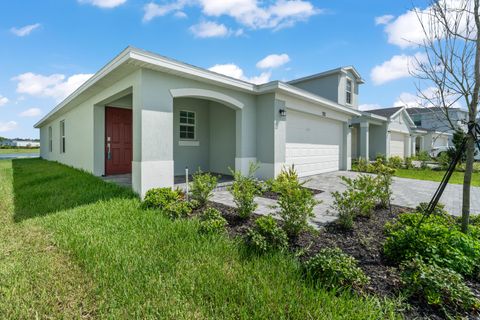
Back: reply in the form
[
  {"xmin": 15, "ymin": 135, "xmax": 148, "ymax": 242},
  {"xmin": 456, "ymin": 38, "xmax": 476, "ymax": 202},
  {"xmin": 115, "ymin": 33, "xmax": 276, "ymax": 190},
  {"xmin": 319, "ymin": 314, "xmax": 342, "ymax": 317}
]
[
  {"xmin": 286, "ymin": 110, "xmax": 342, "ymax": 177},
  {"xmin": 390, "ymin": 132, "xmax": 405, "ymax": 158}
]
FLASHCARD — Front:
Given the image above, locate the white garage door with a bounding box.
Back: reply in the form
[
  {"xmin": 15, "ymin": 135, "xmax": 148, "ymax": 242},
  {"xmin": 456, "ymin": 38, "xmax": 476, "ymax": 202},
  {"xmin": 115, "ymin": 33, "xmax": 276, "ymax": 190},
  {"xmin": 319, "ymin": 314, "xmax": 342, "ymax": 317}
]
[
  {"xmin": 433, "ymin": 135, "xmax": 448, "ymax": 148},
  {"xmin": 286, "ymin": 109, "xmax": 342, "ymax": 177},
  {"xmin": 390, "ymin": 132, "xmax": 405, "ymax": 158}
]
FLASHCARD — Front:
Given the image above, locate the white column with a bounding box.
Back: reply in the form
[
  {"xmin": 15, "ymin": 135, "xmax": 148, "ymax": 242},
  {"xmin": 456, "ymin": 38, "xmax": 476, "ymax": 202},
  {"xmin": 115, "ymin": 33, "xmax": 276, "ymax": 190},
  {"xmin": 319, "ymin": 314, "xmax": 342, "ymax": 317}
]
[
  {"xmin": 342, "ymin": 122, "xmax": 352, "ymax": 170},
  {"xmin": 411, "ymin": 136, "xmax": 417, "ymax": 156},
  {"xmin": 359, "ymin": 122, "xmax": 369, "ymax": 161},
  {"xmin": 405, "ymin": 135, "xmax": 412, "ymax": 158}
]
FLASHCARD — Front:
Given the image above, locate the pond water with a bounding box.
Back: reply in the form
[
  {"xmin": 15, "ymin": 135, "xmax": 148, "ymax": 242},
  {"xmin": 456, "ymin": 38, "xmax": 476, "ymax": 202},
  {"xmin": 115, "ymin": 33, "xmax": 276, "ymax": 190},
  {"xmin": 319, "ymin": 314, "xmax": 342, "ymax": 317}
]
[{"xmin": 0, "ymin": 153, "xmax": 39, "ymax": 160}]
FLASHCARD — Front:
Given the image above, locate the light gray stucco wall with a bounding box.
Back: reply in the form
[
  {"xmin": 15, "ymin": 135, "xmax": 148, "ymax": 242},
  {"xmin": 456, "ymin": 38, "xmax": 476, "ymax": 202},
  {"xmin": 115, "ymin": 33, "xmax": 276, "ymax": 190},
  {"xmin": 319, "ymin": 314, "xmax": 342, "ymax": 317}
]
[
  {"xmin": 173, "ymin": 98, "xmax": 210, "ymax": 175},
  {"xmin": 369, "ymin": 123, "xmax": 388, "ymax": 159},
  {"xmin": 291, "ymin": 73, "xmax": 339, "ymax": 104},
  {"xmin": 209, "ymin": 101, "xmax": 236, "ymax": 175}
]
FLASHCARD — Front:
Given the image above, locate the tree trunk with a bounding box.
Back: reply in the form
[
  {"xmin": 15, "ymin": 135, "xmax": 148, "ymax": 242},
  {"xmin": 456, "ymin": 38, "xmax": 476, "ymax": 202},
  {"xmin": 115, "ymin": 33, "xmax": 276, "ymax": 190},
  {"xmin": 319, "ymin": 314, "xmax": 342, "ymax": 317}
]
[{"xmin": 461, "ymin": 135, "xmax": 475, "ymax": 232}]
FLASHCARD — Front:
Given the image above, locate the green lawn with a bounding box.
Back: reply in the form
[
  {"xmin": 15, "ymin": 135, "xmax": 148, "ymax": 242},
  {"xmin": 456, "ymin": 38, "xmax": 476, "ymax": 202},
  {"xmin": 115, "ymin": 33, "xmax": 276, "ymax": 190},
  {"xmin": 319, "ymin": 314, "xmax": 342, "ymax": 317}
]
[
  {"xmin": 0, "ymin": 148, "xmax": 39, "ymax": 154},
  {"xmin": 394, "ymin": 168, "xmax": 480, "ymax": 187},
  {"xmin": 0, "ymin": 158, "xmax": 401, "ymax": 319}
]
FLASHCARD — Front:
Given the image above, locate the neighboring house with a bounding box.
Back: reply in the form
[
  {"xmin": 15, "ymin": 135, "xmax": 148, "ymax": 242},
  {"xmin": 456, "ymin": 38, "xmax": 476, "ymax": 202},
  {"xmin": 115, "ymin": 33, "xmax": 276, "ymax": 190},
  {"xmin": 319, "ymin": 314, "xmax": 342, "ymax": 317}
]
[
  {"xmin": 350, "ymin": 106, "xmax": 451, "ymax": 160},
  {"xmin": 35, "ymin": 47, "xmax": 363, "ymax": 197},
  {"xmin": 1, "ymin": 139, "xmax": 40, "ymax": 147}
]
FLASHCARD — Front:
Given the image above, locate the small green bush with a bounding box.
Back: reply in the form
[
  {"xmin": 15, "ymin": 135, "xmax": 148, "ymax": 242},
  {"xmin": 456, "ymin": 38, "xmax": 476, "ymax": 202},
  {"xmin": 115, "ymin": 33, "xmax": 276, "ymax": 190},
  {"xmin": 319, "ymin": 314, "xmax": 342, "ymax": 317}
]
[
  {"xmin": 375, "ymin": 153, "xmax": 386, "ymax": 164},
  {"xmin": 304, "ymin": 248, "xmax": 369, "ymax": 291},
  {"xmin": 404, "ymin": 157, "xmax": 413, "ymax": 169},
  {"xmin": 401, "ymin": 257, "xmax": 479, "ymax": 314},
  {"xmin": 275, "ymin": 168, "xmax": 319, "ymax": 237},
  {"xmin": 228, "ymin": 163, "xmax": 261, "ymax": 219},
  {"xmin": 356, "ymin": 157, "xmax": 370, "ymax": 173},
  {"xmin": 269, "ymin": 166, "xmax": 302, "ymax": 194},
  {"xmin": 387, "ymin": 156, "xmax": 403, "ymax": 169},
  {"xmin": 372, "ymin": 162, "xmax": 395, "ymax": 208},
  {"xmin": 199, "ymin": 207, "xmax": 228, "ymax": 234},
  {"xmin": 245, "ymin": 216, "xmax": 288, "ymax": 253},
  {"xmin": 190, "ymin": 170, "xmax": 218, "ymax": 207},
  {"xmin": 384, "ymin": 212, "xmax": 480, "ymax": 277},
  {"xmin": 437, "ymin": 152, "xmax": 450, "ymax": 170},
  {"xmin": 414, "ymin": 151, "xmax": 431, "ymax": 162},
  {"xmin": 142, "ymin": 187, "xmax": 182, "ymax": 209},
  {"xmin": 165, "ymin": 200, "xmax": 193, "ymax": 219}
]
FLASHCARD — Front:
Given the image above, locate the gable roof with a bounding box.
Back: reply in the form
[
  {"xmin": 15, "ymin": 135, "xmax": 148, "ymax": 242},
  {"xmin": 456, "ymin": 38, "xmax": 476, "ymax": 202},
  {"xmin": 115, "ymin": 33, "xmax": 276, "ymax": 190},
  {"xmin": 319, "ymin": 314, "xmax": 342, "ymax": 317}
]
[
  {"xmin": 288, "ymin": 66, "xmax": 365, "ymax": 85},
  {"xmin": 367, "ymin": 107, "xmax": 403, "ymax": 118},
  {"xmin": 34, "ymin": 46, "xmax": 360, "ymax": 128}
]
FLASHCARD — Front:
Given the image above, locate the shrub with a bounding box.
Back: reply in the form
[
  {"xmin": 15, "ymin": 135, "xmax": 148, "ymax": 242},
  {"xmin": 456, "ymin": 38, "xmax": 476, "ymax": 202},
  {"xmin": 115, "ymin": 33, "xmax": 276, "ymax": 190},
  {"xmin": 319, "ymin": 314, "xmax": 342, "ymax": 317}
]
[
  {"xmin": 404, "ymin": 157, "xmax": 413, "ymax": 169},
  {"xmin": 437, "ymin": 152, "xmax": 451, "ymax": 170},
  {"xmin": 269, "ymin": 166, "xmax": 302, "ymax": 194},
  {"xmin": 401, "ymin": 257, "xmax": 479, "ymax": 314},
  {"xmin": 387, "ymin": 156, "xmax": 403, "ymax": 169},
  {"xmin": 375, "ymin": 153, "xmax": 386, "ymax": 164},
  {"xmin": 275, "ymin": 168, "xmax": 319, "ymax": 237},
  {"xmin": 228, "ymin": 163, "xmax": 261, "ymax": 219},
  {"xmin": 245, "ymin": 216, "xmax": 288, "ymax": 253},
  {"xmin": 356, "ymin": 157, "xmax": 370, "ymax": 173},
  {"xmin": 165, "ymin": 200, "xmax": 194, "ymax": 219},
  {"xmin": 190, "ymin": 170, "xmax": 218, "ymax": 207},
  {"xmin": 142, "ymin": 187, "xmax": 182, "ymax": 209},
  {"xmin": 304, "ymin": 248, "xmax": 369, "ymax": 291},
  {"xmin": 384, "ymin": 212, "xmax": 480, "ymax": 277},
  {"xmin": 372, "ymin": 163, "xmax": 395, "ymax": 208},
  {"xmin": 199, "ymin": 207, "xmax": 228, "ymax": 234},
  {"xmin": 331, "ymin": 174, "xmax": 378, "ymax": 229}
]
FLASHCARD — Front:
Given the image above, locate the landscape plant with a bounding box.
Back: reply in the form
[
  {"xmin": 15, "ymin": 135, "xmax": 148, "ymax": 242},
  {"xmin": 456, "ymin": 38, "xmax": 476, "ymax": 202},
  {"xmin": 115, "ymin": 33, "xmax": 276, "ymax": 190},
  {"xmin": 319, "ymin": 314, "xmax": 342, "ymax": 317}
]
[
  {"xmin": 387, "ymin": 156, "xmax": 403, "ymax": 169},
  {"xmin": 190, "ymin": 170, "xmax": 218, "ymax": 207},
  {"xmin": 198, "ymin": 207, "xmax": 228, "ymax": 234},
  {"xmin": 303, "ymin": 248, "xmax": 369, "ymax": 291},
  {"xmin": 401, "ymin": 257, "xmax": 479, "ymax": 314},
  {"xmin": 142, "ymin": 187, "xmax": 182, "ymax": 209},
  {"xmin": 228, "ymin": 163, "xmax": 261, "ymax": 219},
  {"xmin": 245, "ymin": 216, "xmax": 288, "ymax": 253}
]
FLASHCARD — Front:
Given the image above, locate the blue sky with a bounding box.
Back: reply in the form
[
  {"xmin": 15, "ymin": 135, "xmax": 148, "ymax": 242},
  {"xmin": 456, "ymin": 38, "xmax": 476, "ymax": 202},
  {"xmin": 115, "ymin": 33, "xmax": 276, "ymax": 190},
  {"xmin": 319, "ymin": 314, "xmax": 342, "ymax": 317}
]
[{"xmin": 0, "ymin": 0, "xmax": 430, "ymax": 138}]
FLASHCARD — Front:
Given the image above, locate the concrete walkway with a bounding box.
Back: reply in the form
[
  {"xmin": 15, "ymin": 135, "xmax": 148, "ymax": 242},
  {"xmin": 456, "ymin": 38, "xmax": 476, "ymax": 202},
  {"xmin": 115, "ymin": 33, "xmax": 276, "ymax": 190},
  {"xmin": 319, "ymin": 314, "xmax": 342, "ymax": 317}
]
[{"xmin": 211, "ymin": 171, "xmax": 480, "ymax": 228}]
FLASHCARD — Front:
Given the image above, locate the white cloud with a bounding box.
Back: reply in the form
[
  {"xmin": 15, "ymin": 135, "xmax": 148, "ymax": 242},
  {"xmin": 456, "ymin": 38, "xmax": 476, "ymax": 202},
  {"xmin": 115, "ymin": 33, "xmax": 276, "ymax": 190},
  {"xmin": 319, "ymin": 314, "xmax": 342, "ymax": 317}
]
[
  {"xmin": 10, "ymin": 23, "xmax": 41, "ymax": 37},
  {"xmin": 256, "ymin": 53, "xmax": 290, "ymax": 69},
  {"xmin": 358, "ymin": 103, "xmax": 382, "ymax": 111},
  {"xmin": 19, "ymin": 108, "xmax": 42, "ymax": 117},
  {"xmin": 144, "ymin": 0, "xmax": 320, "ymax": 30},
  {"xmin": 13, "ymin": 72, "xmax": 94, "ymax": 102},
  {"xmin": 0, "ymin": 95, "xmax": 8, "ymax": 107},
  {"xmin": 394, "ymin": 87, "xmax": 463, "ymax": 109},
  {"xmin": 190, "ymin": 21, "xmax": 229, "ymax": 38},
  {"xmin": 370, "ymin": 53, "xmax": 426, "ymax": 85},
  {"xmin": 78, "ymin": 0, "xmax": 126, "ymax": 8},
  {"xmin": 174, "ymin": 11, "xmax": 188, "ymax": 18},
  {"xmin": 208, "ymin": 63, "xmax": 271, "ymax": 84},
  {"xmin": 374, "ymin": 15, "xmax": 394, "ymax": 25},
  {"xmin": 378, "ymin": 0, "xmax": 475, "ymax": 48},
  {"xmin": 0, "ymin": 121, "xmax": 18, "ymax": 133}
]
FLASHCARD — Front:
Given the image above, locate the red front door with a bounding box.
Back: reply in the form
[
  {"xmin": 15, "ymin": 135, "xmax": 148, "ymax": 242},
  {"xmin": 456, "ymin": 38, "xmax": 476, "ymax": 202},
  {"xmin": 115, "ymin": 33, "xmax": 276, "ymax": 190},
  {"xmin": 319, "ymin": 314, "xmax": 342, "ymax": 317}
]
[{"xmin": 105, "ymin": 107, "xmax": 132, "ymax": 175}]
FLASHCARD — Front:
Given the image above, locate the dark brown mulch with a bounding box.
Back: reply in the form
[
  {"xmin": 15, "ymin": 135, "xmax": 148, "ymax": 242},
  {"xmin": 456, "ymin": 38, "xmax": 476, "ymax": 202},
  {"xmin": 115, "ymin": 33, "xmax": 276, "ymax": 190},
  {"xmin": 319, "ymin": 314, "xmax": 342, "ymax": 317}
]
[{"xmin": 260, "ymin": 187, "xmax": 323, "ymax": 200}]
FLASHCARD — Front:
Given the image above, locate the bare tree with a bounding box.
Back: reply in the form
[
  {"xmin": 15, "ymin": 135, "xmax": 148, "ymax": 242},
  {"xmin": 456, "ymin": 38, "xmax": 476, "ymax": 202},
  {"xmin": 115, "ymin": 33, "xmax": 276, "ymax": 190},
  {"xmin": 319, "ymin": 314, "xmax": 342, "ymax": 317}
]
[{"xmin": 411, "ymin": 0, "xmax": 479, "ymax": 232}]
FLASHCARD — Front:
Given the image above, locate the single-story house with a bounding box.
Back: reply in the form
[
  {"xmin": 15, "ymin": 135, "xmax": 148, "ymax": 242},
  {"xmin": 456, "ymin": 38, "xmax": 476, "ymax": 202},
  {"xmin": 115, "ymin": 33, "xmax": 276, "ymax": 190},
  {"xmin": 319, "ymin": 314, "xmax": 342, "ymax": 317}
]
[
  {"xmin": 35, "ymin": 46, "xmax": 364, "ymax": 197},
  {"xmin": 350, "ymin": 106, "xmax": 451, "ymax": 160}
]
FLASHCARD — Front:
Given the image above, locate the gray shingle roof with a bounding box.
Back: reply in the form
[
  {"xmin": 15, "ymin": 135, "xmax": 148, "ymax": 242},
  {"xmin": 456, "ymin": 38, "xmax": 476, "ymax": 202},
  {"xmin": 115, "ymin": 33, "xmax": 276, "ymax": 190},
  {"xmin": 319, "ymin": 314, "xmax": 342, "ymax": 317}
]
[{"xmin": 367, "ymin": 107, "xmax": 403, "ymax": 118}]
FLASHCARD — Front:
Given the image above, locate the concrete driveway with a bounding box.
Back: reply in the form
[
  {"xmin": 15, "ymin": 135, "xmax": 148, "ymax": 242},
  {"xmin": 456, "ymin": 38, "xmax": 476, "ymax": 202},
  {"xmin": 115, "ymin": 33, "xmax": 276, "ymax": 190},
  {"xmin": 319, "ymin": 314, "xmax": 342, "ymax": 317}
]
[{"xmin": 302, "ymin": 171, "xmax": 480, "ymax": 217}]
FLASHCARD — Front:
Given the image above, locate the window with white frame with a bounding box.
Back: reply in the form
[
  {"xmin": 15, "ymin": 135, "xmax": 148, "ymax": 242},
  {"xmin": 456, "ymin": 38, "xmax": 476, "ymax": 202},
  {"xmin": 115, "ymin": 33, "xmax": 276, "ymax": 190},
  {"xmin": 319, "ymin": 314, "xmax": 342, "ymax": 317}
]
[
  {"xmin": 48, "ymin": 126, "xmax": 52, "ymax": 152},
  {"xmin": 179, "ymin": 110, "xmax": 195, "ymax": 140},
  {"xmin": 60, "ymin": 120, "xmax": 66, "ymax": 153},
  {"xmin": 346, "ymin": 79, "xmax": 353, "ymax": 105}
]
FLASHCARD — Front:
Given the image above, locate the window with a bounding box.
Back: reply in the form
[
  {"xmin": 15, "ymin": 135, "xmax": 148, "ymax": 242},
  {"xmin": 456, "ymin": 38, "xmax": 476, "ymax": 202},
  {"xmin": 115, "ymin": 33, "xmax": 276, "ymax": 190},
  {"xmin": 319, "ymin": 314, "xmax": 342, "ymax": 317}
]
[
  {"xmin": 48, "ymin": 126, "xmax": 52, "ymax": 152},
  {"xmin": 346, "ymin": 79, "xmax": 353, "ymax": 105},
  {"xmin": 179, "ymin": 111, "xmax": 195, "ymax": 140},
  {"xmin": 60, "ymin": 120, "xmax": 66, "ymax": 153},
  {"xmin": 412, "ymin": 115, "xmax": 422, "ymax": 126}
]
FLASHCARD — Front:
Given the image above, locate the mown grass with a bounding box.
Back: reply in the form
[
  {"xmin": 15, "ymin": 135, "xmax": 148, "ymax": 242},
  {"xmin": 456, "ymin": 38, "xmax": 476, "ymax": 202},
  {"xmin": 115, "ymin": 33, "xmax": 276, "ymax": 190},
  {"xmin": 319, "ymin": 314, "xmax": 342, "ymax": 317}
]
[
  {"xmin": 1, "ymin": 158, "xmax": 402, "ymax": 319},
  {"xmin": 394, "ymin": 168, "xmax": 480, "ymax": 187},
  {"xmin": 0, "ymin": 148, "xmax": 39, "ymax": 154}
]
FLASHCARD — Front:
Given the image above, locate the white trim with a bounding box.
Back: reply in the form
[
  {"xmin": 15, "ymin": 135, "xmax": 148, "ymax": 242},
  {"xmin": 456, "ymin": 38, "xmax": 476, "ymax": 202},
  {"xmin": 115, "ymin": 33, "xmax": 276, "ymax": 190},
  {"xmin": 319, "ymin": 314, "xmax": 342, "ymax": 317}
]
[
  {"xmin": 179, "ymin": 109, "xmax": 196, "ymax": 140},
  {"xmin": 178, "ymin": 140, "xmax": 199, "ymax": 147},
  {"xmin": 170, "ymin": 88, "xmax": 244, "ymax": 110}
]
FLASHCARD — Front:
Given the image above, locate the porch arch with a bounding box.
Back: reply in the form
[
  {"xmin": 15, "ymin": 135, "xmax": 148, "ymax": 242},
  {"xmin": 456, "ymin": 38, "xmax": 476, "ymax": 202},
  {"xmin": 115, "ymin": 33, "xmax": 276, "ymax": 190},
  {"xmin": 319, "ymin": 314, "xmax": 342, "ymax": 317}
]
[{"xmin": 170, "ymin": 88, "xmax": 244, "ymax": 110}]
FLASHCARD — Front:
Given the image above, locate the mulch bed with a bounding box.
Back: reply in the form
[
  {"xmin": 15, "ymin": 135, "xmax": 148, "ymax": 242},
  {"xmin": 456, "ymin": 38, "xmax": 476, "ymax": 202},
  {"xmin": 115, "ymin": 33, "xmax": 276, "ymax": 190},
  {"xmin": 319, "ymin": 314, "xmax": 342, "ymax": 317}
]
[
  {"xmin": 260, "ymin": 187, "xmax": 323, "ymax": 200},
  {"xmin": 192, "ymin": 200, "xmax": 480, "ymax": 319}
]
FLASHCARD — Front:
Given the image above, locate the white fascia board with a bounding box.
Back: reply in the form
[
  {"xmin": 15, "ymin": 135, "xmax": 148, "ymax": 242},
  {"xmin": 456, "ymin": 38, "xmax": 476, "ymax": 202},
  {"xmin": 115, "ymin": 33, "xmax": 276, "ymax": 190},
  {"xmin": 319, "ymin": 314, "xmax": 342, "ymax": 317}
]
[{"xmin": 259, "ymin": 81, "xmax": 361, "ymax": 117}]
